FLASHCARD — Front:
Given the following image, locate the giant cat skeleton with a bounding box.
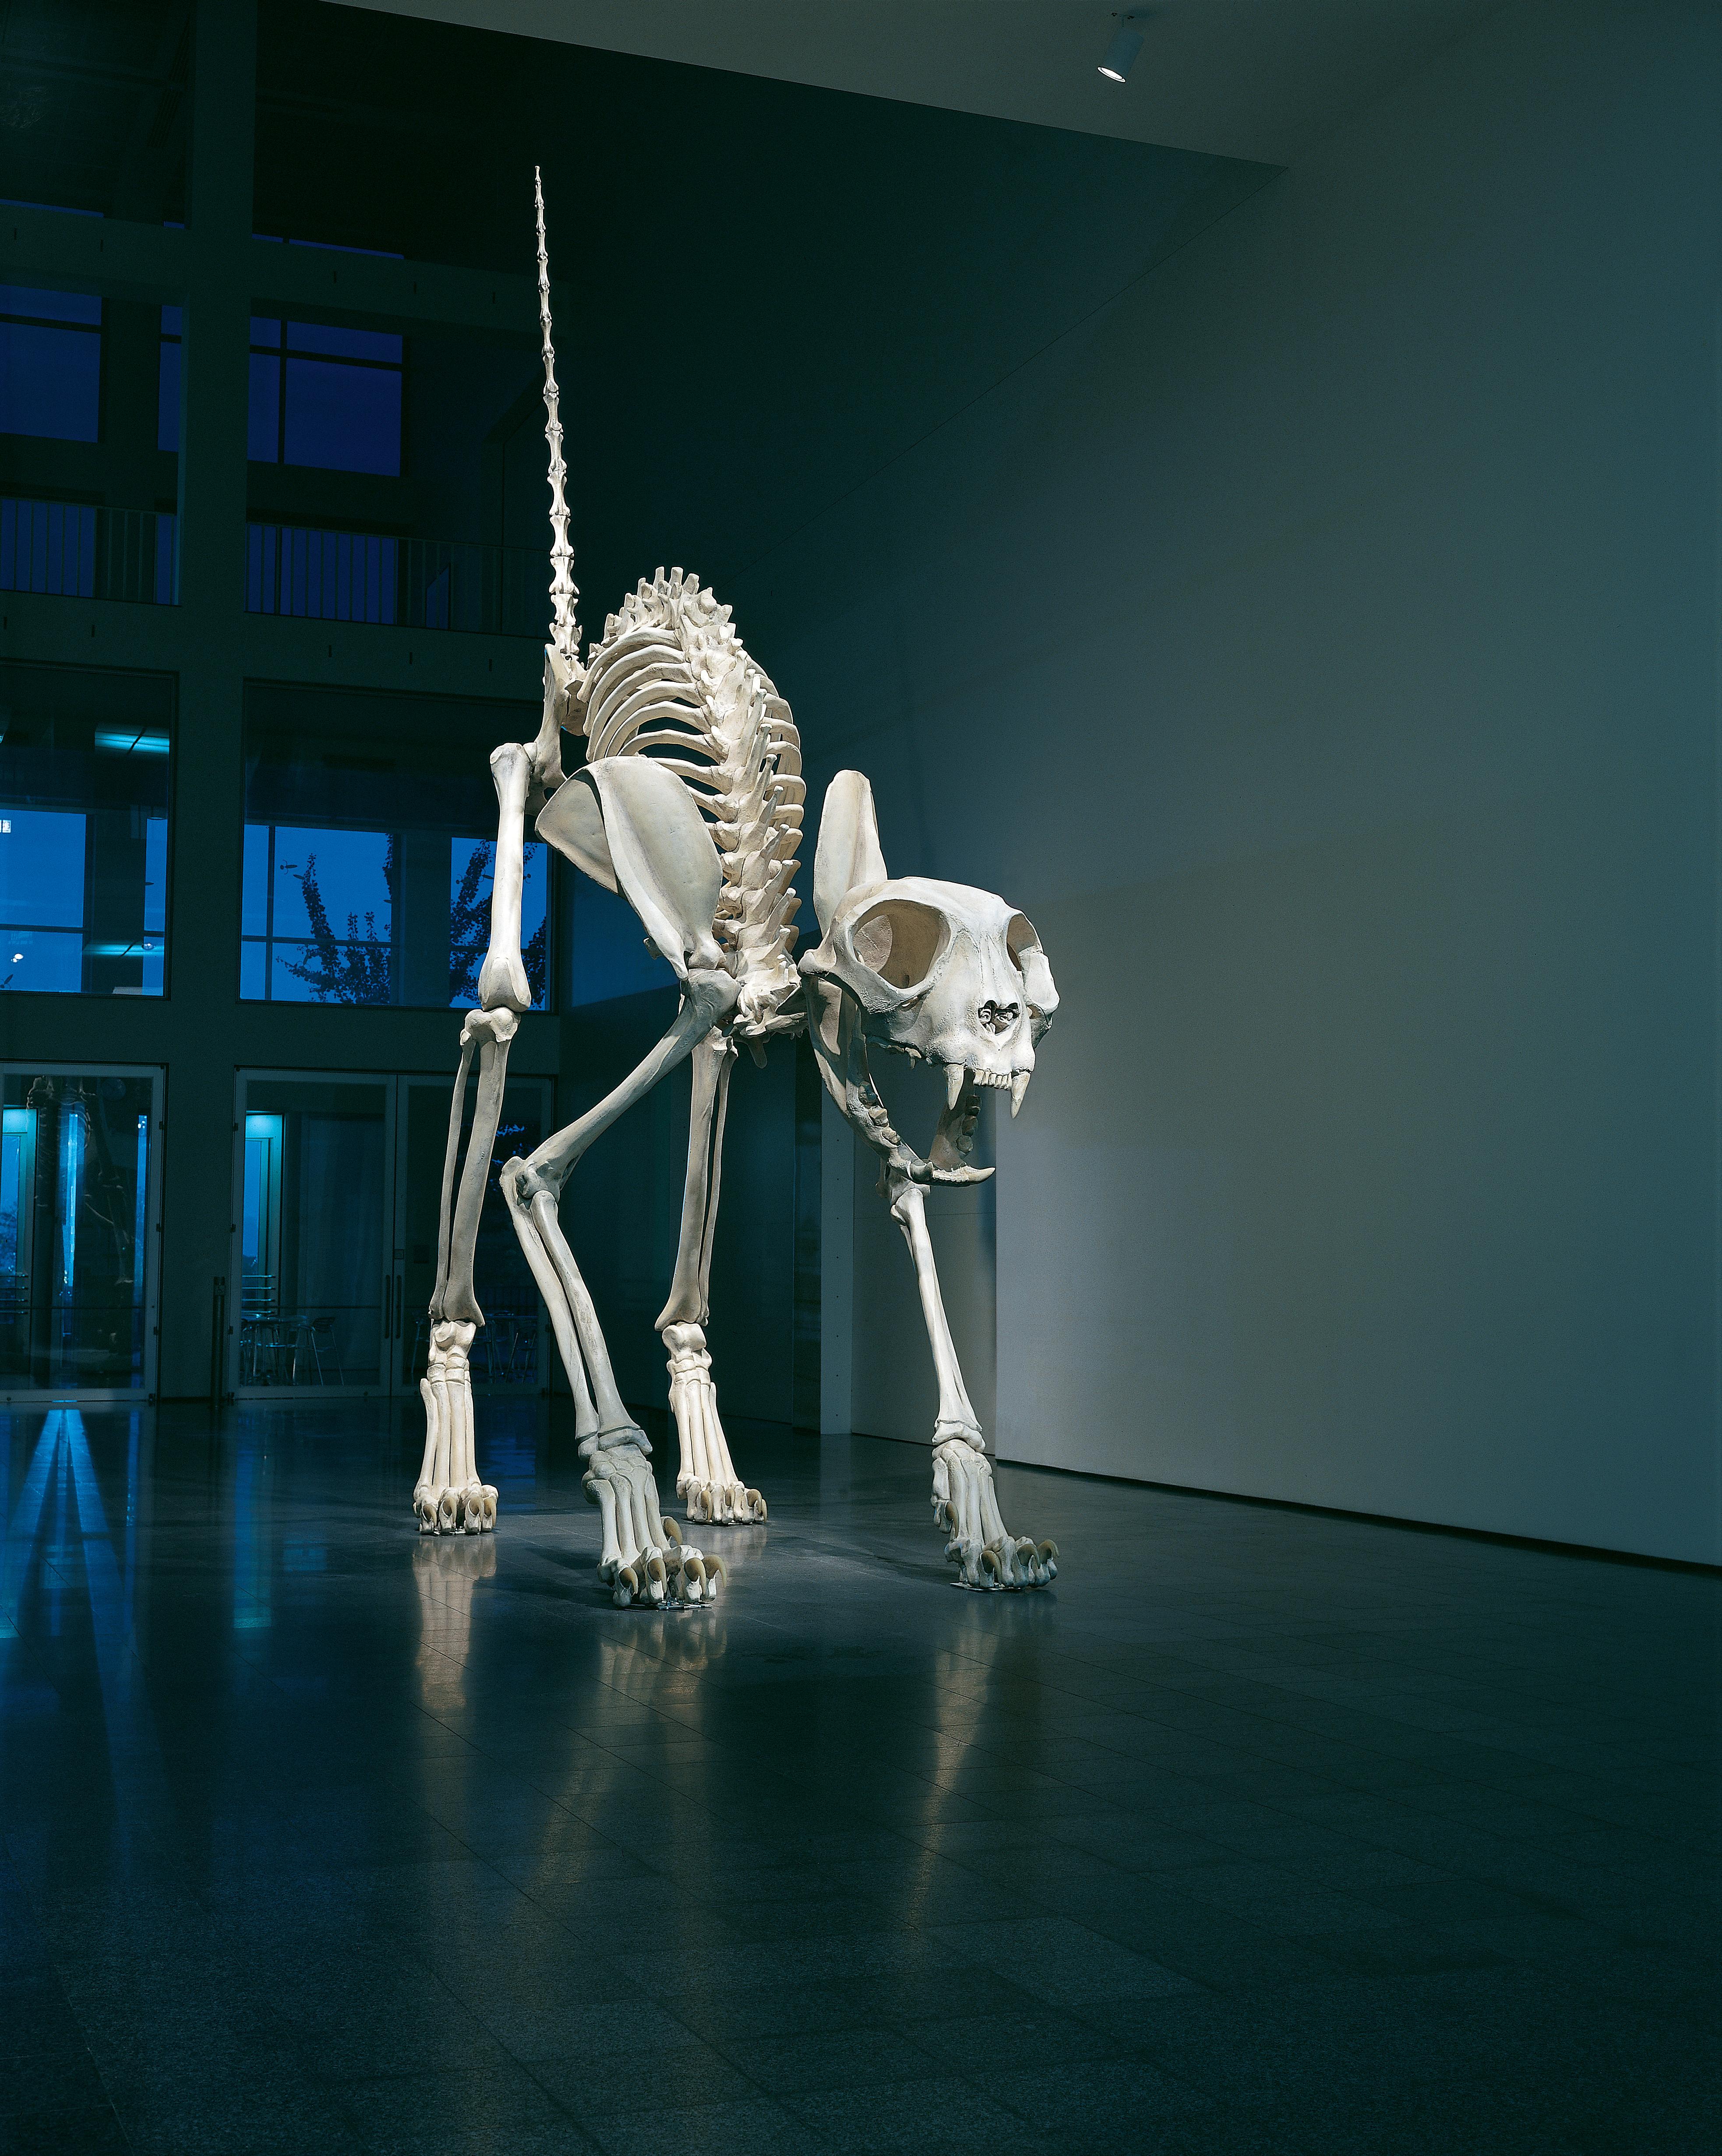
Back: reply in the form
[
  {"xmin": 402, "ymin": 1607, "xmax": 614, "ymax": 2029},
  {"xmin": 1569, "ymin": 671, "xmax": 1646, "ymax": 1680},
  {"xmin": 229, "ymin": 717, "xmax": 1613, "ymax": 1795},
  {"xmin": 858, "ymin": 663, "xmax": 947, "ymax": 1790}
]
[{"xmin": 412, "ymin": 176, "xmax": 1060, "ymax": 1603}]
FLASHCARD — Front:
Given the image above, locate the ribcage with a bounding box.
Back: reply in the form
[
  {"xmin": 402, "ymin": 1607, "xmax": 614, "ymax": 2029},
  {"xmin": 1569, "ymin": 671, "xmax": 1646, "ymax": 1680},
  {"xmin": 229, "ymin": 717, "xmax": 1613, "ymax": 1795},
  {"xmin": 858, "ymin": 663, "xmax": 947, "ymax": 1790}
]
[{"xmin": 575, "ymin": 568, "xmax": 805, "ymax": 1030}]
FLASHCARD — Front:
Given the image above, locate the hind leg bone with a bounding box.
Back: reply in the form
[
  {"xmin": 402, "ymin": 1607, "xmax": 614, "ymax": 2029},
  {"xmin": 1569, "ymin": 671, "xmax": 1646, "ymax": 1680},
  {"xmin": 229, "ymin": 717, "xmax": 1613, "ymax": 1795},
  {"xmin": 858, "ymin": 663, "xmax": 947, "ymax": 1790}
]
[{"xmin": 658, "ymin": 1036, "xmax": 765, "ymax": 1525}]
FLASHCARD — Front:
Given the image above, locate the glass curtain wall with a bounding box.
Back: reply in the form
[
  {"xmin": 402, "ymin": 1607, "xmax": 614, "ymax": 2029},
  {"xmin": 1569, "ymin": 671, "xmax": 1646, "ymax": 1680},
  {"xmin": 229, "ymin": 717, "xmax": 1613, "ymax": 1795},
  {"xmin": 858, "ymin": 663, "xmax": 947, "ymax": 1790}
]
[
  {"xmin": 240, "ymin": 684, "xmax": 548, "ymax": 1008},
  {"xmin": 0, "ymin": 663, "xmax": 172, "ymax": 997},
  {"xmin": 1, "ymin": 1067, "xmax": 160, "ymax": 1395}
]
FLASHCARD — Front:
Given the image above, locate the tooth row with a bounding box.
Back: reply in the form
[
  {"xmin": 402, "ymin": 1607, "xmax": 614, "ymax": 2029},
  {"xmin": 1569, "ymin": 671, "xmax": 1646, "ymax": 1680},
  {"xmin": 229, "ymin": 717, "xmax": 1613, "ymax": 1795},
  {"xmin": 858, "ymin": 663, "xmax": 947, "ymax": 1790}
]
[{"xmin": 970, "ymin": 1069, "xmax": 1013, "ymax": 1088}]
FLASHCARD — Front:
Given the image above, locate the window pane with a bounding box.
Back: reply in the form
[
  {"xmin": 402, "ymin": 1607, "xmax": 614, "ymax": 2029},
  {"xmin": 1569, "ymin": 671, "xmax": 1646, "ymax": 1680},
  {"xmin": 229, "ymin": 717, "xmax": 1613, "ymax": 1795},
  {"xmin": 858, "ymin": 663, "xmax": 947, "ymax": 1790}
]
[
  {"xmin": 143, "ymin": 817, "xmax": 167, "ymax": 935},
  {"xmin": 269, "ymin": 936, "xmax": 392, "ymax": 1007},
  {"xmin": 240, "ymin": 939, "xmax": 266, "ymax": 998},
  {"xmin": 287, "ymin": 322, "xmax": 402, "ymax": 363},
  {"xmin": 243, "ymin": 687, "xmax": 547, "ymax": 1011},
  {"xmin": 3, "ymin": 929, "xmax": 83, "ymax": 993},
  {"xmin": 245, "ymin": 825, "xmax": 395, "ymax": 1008},
  {"xmin": 0, "ymin": 808, "xmax": 86, "ymax": 928},
  {"xmin": 448, "ymin": 836, "xmax": 548, "ymax": 1010},
  {"xmin": 267, "ymin": 826, "xmax": 392, "ymax": 942},
  {"xmin": 241, "ymin": 823, "xmax": 269, "ymax": 935},
  {"xmin": 267, "ymin": 941, "xmax": 320, "ymax": 1002},
  {"xmin": 283, "ymin": 355, "xmax": 400, "ymax": 475},
  {"xmin": 247, "ymin": 353, "xmax": 280, "ymax": 461},
  {"xmin": 0, "ymin": 321, "xmax": 100, "ymax": 440},
  {"xmin": 0, "ymin": 661, "xmax": 173, "ymax": 997},
  {"xmin": 0, "ymin": 285, "xmax": 103, "ymax": 325}
]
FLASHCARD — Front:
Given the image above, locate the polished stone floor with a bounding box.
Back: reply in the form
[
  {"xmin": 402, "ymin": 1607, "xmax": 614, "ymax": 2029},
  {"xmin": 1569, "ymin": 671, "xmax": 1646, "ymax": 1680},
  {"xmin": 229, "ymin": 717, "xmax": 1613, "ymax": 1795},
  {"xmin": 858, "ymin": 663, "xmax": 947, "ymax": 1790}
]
[{"xmin": 0, "ymin": 1399, "xmax": 1716, "ymax": 2156}]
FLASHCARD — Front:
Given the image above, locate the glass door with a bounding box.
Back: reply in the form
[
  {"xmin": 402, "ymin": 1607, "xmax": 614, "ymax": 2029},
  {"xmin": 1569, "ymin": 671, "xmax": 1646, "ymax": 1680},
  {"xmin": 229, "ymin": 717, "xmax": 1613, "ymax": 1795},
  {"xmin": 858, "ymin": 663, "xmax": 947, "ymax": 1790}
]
[
  {"xmin": 0, "ymin": 1064, "xmax": 163, "ymax": 1399},
  {"xmin": 230, "ymin": 1070, "xmax": 551, "ymax": 1398},
  {"xmin": 233, "ymin": 1074, "xmax": 394, "ymax": 1395}
]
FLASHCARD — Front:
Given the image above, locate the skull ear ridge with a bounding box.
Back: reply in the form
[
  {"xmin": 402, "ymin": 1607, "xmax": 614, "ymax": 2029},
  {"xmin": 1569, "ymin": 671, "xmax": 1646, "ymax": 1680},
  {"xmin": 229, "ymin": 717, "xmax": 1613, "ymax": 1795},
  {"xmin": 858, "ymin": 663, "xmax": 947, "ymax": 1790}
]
[{"xmin": 812, "ymin": 770, "xmax": 889, "ymax": 934}]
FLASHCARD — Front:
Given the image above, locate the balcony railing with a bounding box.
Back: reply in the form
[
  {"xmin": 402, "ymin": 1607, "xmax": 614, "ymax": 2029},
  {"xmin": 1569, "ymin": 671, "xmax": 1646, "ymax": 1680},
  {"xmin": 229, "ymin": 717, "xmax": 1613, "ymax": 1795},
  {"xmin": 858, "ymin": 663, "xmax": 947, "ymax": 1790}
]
[
  {"xmin": 1, "ymin": 498, "xmax": 177, "ymax": 605},
  {"xmin": 0, "ymin": 502, "xmax": 548, "ymax": 639},
  {"xmin": 245, "ymin": 524, "xmax": 549, "ymax": 638}
]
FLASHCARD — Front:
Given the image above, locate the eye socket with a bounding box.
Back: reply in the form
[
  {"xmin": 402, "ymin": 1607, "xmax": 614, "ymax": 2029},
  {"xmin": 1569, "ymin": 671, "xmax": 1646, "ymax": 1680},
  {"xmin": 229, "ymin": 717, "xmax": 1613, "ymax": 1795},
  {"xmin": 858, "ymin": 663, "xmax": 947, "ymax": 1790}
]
[
  {"xmin": 850, "ymin": 899, "xmax": 949, "ymax": 993},
  {"xmin": 1006, "ymin": 913, "xmax": 1043, "ymax": 968},
  {"xmin": 1006, "ymin": 911, "xmax": 1058, "ymax": 1021}
]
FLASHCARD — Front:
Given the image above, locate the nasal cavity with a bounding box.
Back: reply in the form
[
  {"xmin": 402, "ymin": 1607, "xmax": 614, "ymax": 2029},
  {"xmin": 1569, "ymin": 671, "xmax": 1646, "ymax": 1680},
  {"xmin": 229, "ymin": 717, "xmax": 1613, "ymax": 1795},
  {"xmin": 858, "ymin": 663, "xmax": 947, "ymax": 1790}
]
[{"xmin": 978, "ymin": 999, "xmax": 1020, "ymax": 1035}]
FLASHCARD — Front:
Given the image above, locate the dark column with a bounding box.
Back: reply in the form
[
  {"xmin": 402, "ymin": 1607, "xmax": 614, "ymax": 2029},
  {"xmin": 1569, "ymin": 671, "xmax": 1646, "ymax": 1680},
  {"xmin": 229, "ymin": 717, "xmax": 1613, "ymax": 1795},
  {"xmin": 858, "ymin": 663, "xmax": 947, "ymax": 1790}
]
[
  {"xmin": 158, "ymin": 0, "xmax": 256, "ymax": 1397},
  {"xmin": 397, "ymin": 829, "xmax": 452, "ymax": 1009}
]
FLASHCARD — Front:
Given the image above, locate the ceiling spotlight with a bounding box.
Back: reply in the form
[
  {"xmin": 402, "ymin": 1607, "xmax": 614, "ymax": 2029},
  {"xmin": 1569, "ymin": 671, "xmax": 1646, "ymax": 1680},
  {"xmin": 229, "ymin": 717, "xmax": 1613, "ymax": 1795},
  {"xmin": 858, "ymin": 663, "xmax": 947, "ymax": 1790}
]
[{"xmin": 1098, "ymin": 14, "xmax": 1146, "ymax": 83}]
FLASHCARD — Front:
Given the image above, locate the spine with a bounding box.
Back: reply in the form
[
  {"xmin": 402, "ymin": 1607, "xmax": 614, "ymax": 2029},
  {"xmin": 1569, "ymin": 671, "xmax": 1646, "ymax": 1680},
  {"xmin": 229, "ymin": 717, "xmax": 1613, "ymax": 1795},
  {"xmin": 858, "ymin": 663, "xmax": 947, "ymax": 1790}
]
[{"xmin": 534, "ymin": 167, "xmax": 578, "ymax": 669}]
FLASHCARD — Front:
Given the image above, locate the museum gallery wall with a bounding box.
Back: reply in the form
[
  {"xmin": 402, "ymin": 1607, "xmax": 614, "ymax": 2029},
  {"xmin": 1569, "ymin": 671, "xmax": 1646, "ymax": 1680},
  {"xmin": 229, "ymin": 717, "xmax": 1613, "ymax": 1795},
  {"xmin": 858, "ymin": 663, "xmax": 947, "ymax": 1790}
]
[{"xmin": 737, "ymin": 0, "xmax": 1722, "ymax": 1568}]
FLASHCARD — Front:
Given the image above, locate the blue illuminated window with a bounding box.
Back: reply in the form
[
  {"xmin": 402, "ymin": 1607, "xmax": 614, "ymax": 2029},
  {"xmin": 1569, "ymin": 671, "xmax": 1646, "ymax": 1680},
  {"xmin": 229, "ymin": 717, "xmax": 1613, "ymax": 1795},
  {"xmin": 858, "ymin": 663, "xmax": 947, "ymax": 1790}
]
[
  {"xmin": 240, "ymin": 823, "xmax": 547, "ymax": 1008},
  {"xmin": 248, "ymin": 317, "xmax": 403, "ymax": 476},
  {"xmin": 450, "ymin": 839, "xmax": 549, "ymax": 1007},
  {"xmin": 157, "ymin": 304, "xmax": 406, "ymax": 471},
  {"xmin": 0, "ymin": 285, "xmax": 102, "ymax": 441},
  {"xmin": 243, "ymin": 688, "xmax": 549, "ymax": 1010},
  {"xmin": 1, "ymin": 664, "xmax": 172, "ymax": 997}
]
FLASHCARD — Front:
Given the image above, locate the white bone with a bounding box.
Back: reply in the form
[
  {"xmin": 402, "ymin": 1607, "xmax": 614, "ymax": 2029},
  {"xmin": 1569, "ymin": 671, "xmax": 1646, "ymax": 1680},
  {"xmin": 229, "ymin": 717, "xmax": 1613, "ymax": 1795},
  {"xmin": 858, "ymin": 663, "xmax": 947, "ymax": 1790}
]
[
  {"xmin": 411, "ymin": 187, "xmax": 1064, "ymax": 1607},
  {"xmin": 802, "ymin": 772, "xmax": 1064, "ymax": 1591}
]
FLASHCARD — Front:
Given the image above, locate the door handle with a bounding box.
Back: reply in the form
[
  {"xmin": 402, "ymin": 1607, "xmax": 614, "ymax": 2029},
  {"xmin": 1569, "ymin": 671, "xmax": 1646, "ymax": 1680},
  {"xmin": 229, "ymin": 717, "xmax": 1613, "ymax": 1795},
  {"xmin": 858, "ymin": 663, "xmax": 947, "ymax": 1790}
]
[{"xmin": 395, "ymin": 1272, "xmax": 404, "ymax": 1339}]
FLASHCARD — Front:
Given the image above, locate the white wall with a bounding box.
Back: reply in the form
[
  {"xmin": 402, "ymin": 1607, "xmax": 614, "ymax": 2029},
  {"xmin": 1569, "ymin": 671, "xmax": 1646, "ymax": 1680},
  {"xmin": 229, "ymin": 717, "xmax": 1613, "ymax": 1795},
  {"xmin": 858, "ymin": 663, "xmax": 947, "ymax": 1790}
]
[{"xmin": 748, "ymin": 0, "xmax": 1722, "ymax": 1562}]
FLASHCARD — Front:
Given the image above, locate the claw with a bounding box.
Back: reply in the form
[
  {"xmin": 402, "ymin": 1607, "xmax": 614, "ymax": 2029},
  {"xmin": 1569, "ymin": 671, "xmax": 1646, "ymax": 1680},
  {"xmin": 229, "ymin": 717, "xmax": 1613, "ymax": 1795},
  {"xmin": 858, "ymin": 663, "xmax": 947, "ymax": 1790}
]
[
  {"xmin": 614, "ymin": 1563, "xmax": 639, "ymax": 1609},
  {"xmin": 980, "ymin": 1547, "xmax": 1003, "ymax": 1588},
  {"xmin": 685, "ymin": 1554, "xmax": 707, "ymax": 1602},
  {"xmin": 661, "ymin": 1515, "xmax": 682, "ymax": 1546}
]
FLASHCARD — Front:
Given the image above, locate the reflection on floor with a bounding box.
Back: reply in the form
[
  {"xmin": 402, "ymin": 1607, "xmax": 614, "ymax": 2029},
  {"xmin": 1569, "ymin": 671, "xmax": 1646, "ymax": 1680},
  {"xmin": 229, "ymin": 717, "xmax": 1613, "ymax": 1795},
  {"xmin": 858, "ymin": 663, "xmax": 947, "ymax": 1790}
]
[{"xmin": 0, "ymin": 1400, "xmax": 1716, "ymax": 2155}]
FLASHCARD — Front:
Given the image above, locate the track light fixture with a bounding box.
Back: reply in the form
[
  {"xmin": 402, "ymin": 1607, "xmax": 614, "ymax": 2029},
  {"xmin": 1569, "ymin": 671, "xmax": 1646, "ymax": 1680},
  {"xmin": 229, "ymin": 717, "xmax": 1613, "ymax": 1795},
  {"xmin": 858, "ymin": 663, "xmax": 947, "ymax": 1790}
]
[{"xmin": 1098, "ymin": 12, "xmax": 1147, "ymax": 84}]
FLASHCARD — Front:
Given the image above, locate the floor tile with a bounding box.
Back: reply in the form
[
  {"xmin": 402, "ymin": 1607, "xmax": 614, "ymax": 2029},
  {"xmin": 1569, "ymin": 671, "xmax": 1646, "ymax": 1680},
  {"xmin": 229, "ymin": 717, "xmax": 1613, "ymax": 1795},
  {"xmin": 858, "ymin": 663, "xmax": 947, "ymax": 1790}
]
[{"xmin": 0, "ymin": 1402, "xmax": 1713, "ymax": 2156}]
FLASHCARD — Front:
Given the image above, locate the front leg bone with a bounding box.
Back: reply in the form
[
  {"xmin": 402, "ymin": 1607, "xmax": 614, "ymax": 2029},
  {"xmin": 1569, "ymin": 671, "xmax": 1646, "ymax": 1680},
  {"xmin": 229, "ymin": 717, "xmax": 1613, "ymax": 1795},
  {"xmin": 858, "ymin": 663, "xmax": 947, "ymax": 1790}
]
[
  {"xmin": 933, "ymin": 1438, "xmax": 1057, "ymax": 1591},
  {"xmin": 415, "ymin": 1322, "xmax": 496, "ymax": 1535}
]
